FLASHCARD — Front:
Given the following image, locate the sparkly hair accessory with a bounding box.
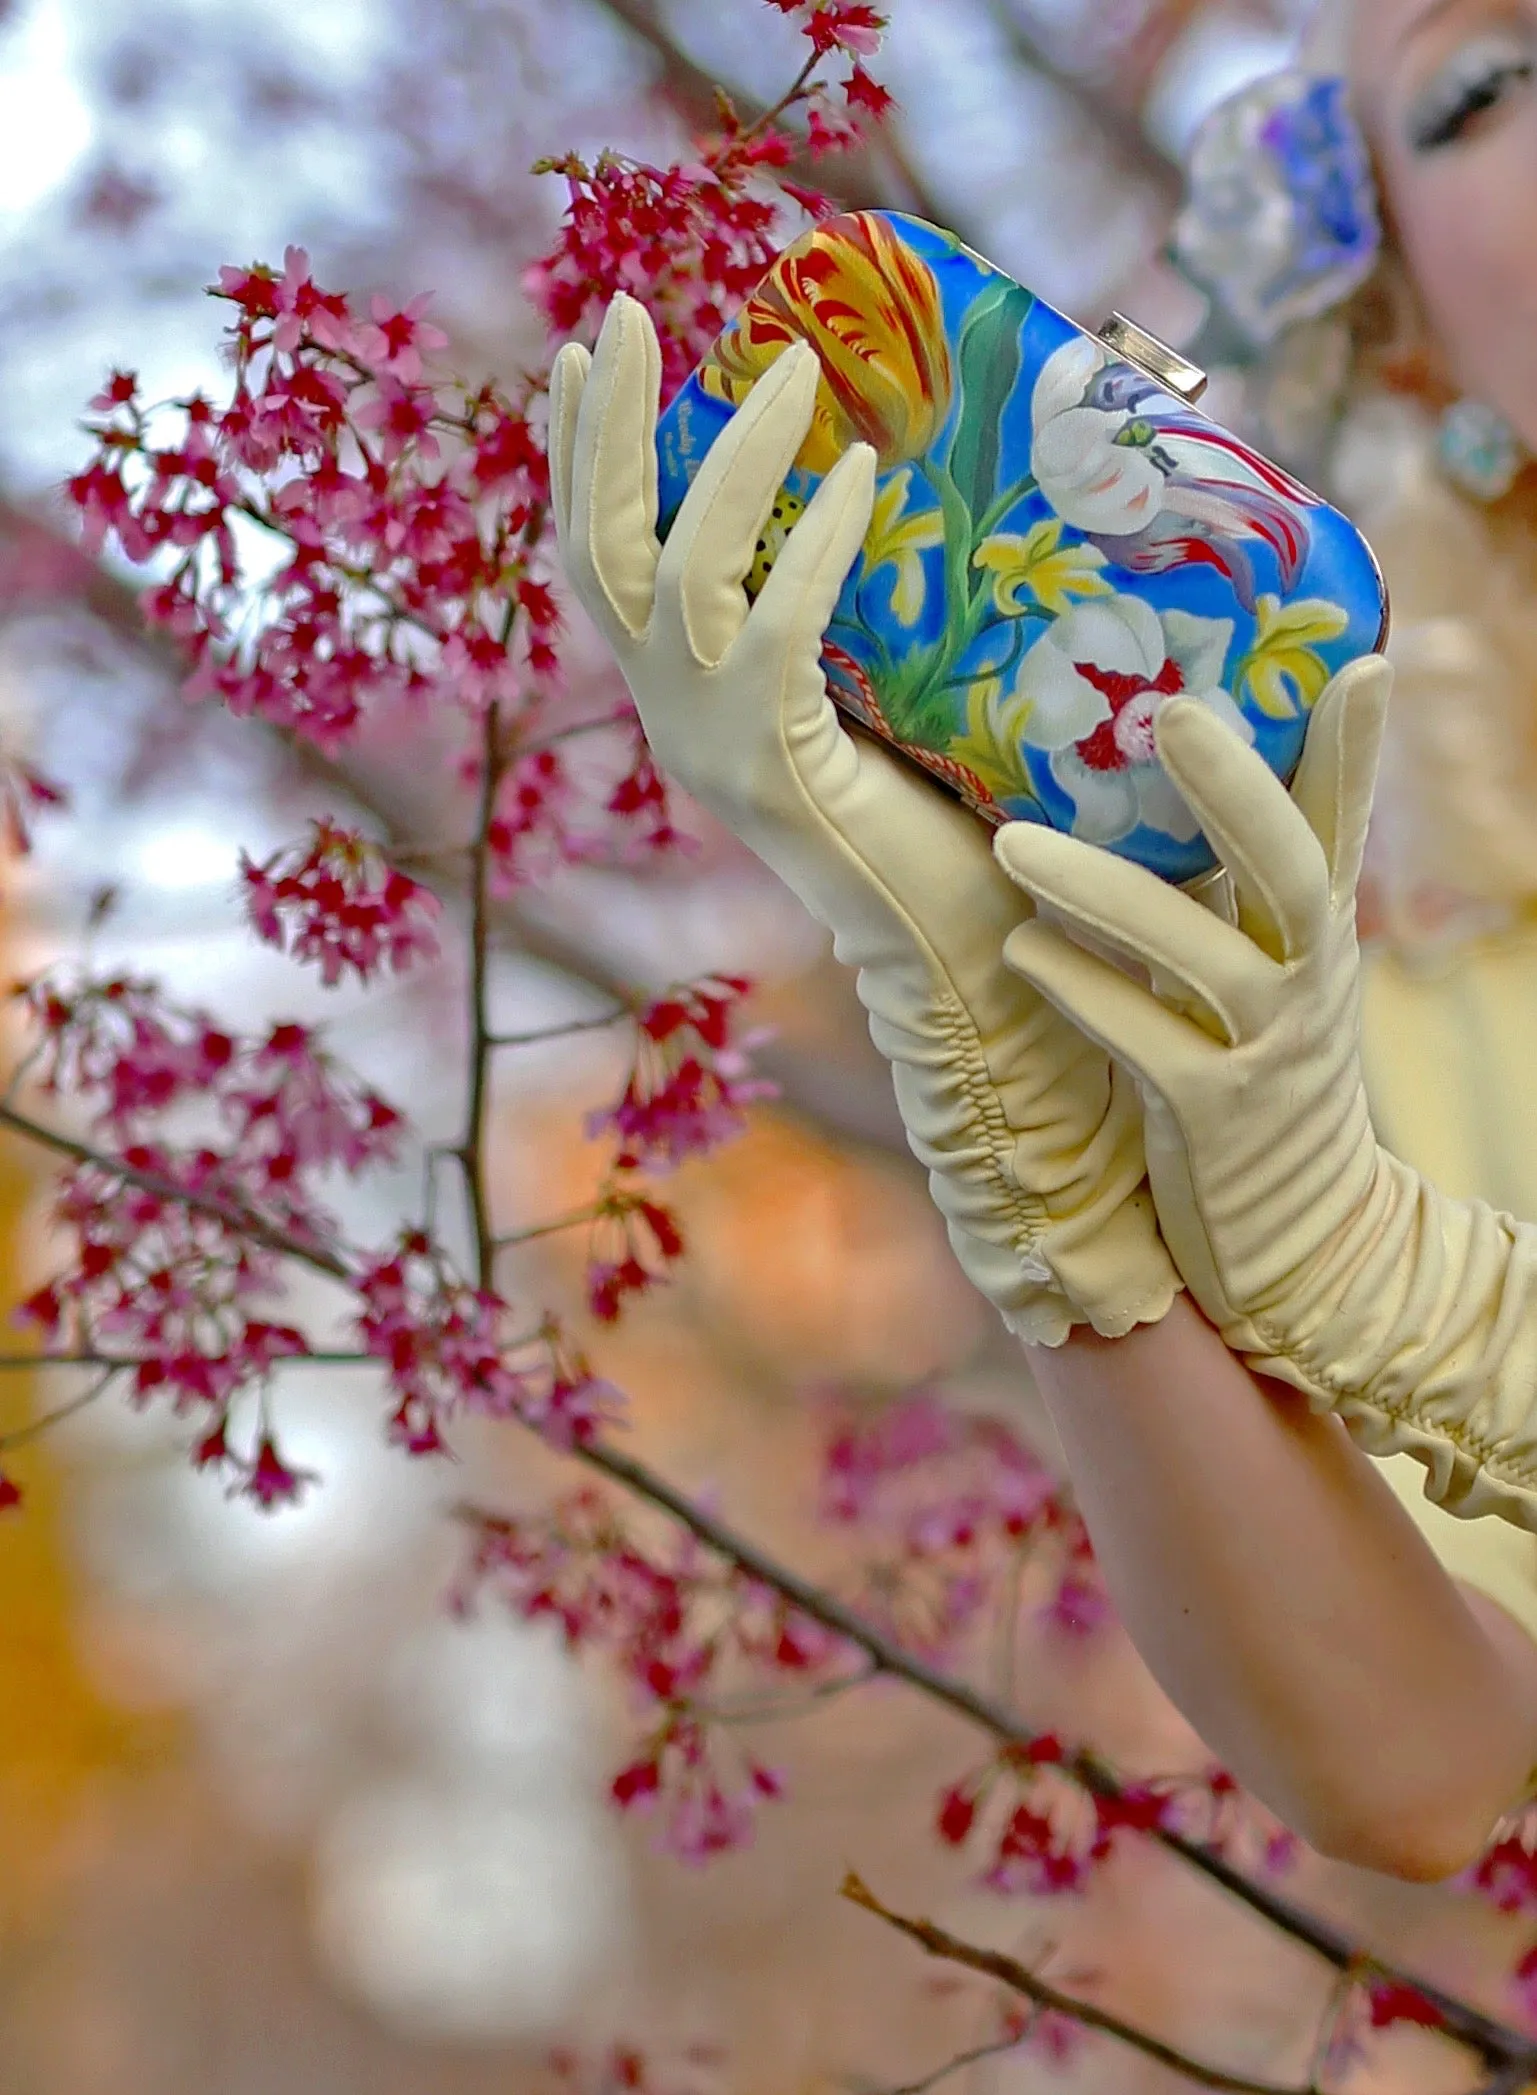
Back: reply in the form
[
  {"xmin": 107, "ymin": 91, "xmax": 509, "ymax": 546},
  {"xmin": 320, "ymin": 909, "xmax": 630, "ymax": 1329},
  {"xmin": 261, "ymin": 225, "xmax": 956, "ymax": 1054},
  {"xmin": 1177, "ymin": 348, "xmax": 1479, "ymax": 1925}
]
[{"xmin": 1172, "ymin": 70, "xmax": 1382, "ymax": 349}]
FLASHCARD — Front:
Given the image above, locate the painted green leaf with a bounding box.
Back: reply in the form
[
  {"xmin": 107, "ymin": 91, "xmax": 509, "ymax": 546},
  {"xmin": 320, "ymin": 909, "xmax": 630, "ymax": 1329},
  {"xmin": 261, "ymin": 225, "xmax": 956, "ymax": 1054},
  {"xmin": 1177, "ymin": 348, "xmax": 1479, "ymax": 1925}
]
[{"xmin": 945, "ymin": 282, "xmax": 1035, "ymax": 523}]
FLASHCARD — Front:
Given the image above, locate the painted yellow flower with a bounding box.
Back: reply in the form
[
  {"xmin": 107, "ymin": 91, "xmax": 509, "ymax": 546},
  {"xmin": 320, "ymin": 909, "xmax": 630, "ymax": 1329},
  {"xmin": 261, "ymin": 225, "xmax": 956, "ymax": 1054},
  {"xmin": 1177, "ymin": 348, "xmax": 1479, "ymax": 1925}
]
[
  {"xmin": 1236, "ymin": 593, "xmax": 1350, "ymax": 718},
  {"xmin": 861, "ymin": 469, "xmax": 944, "ymax": 626},
  {"xmin": 699, "ymin": 212, "xmax": 953, "ymax": 475},
  {"xmin": 941, "ymin": 668, "xmax": 1037, "ymax": 804},
  {"xmin": 972, "ymin": 518, "xmax": 1110, "ymax": 619}
]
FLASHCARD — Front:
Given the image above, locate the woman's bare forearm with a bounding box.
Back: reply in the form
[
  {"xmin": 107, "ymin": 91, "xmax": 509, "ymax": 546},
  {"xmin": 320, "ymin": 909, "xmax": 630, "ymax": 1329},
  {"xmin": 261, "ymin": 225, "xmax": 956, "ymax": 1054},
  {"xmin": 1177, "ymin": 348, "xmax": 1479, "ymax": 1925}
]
[{"xmin": 1028, "ymin": 1293, "xmax": 1537, "ymax": 1880}]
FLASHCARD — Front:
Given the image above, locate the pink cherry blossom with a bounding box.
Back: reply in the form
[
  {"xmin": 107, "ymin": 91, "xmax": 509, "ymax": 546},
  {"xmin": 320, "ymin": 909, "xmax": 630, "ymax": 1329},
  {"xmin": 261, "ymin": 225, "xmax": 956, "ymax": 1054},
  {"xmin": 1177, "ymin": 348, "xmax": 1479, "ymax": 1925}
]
[
  {"xmin": 240, "ymin": 822, "xmax": 442, "ymax": 986},
  {"xmin": 586, "ymin": 976, "xmax": 775, "ymax": 1174},
  {"xmin": 358, "ymin": 294, "xmax": 450, "ymax": 383},
  {"xmin": 243, "ymin": 1430, "xmax": 318, "ymax": 1511}
]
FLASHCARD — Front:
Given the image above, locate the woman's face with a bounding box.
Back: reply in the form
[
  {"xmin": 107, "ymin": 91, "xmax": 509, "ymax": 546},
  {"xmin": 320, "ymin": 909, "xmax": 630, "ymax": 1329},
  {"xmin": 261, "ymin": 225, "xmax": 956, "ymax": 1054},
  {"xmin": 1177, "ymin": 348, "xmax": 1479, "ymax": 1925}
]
[{"xmin": 1353, "ymin": 0, "xmax": 1537, "ymax": 450}]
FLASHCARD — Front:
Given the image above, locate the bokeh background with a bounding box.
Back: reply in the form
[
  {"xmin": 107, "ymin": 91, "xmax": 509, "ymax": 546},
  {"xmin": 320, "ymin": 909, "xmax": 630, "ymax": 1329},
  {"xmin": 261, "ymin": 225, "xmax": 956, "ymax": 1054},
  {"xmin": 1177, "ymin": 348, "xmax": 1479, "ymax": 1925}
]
[{"xmin": 0, "ymin": 1, "xmax": 1529, "ymax": 2088}]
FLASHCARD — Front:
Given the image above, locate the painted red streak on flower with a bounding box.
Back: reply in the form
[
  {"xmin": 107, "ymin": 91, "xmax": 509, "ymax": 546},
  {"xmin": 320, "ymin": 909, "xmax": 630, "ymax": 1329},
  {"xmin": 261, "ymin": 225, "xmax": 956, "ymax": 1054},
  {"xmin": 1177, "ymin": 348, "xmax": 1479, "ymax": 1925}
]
[
  {"xmin": 1073, "ymin": 657, "xmax": 1184, "ymax": 774},
  {"xmin": 0, "ymin": 1469, "xmax": 21, "ymax": 1514}
]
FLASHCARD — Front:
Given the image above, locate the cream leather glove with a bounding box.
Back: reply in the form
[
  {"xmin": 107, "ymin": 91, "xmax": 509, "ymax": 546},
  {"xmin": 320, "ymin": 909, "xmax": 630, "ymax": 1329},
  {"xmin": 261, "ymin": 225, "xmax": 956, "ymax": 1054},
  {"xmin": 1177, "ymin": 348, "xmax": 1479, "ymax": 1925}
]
[
  {"xmin": 995, "ymin": 657, "xmax": 1537, "ymax": 1529},
  {"xmin": 548, "ymin": 293, "xmax": 1179, "ymax": 1344}
]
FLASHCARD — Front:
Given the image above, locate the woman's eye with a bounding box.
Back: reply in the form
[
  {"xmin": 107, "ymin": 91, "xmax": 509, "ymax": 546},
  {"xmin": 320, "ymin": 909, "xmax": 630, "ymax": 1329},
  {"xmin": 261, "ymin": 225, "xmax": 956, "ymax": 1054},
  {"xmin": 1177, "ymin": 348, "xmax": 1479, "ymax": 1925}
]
[{"xmin": 1406, "ymin": 29, "xmax": 1536, "ymax": 151}]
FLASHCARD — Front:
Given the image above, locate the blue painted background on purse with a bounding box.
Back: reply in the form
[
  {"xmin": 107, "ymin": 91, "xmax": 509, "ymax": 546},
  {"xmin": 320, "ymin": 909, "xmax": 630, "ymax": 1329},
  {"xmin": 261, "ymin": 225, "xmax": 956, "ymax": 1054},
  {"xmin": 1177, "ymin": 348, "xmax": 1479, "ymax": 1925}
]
[{"xmin": 656, "ymin": 210, "xmax": 1387, "ymax": 883}]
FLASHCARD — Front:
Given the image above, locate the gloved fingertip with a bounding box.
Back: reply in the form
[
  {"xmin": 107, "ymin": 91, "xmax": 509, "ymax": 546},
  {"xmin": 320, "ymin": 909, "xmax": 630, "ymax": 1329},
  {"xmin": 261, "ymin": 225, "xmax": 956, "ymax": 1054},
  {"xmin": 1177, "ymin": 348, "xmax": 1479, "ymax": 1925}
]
[
  {"xmin": 1323, "ymin": 651, "xmax": 1394, "ymax": 719},
  {"xmin": 550, "ymin": 340, "xmax": 590, "ymax": 395},
  {"xmin": 823, "ymin": 438, "xmax": 877, "ymax": 500},
  {"xmin": 773, "ymin": 337, "xmax": 823, "ymax": 399},
  {"xmin": 1153, "ymin": 695, "xmax": 1232, "ymax": 752},
  {"xmin": 991, "ymin": 820, "xmax": 1061, "ymax": 888}
]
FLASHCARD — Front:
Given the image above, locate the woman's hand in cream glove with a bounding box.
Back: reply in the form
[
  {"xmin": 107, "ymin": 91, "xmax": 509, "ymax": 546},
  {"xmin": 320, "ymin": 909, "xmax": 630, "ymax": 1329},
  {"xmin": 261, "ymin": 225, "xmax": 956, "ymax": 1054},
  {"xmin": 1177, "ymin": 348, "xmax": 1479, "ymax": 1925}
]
[
  {"xmin": 547, "ymin": 292, "xmax": 1179, "ymax": 1345},
  {"xmin": 996, "ymin": 657, "xmax": 1537, "ymax": 1527}
]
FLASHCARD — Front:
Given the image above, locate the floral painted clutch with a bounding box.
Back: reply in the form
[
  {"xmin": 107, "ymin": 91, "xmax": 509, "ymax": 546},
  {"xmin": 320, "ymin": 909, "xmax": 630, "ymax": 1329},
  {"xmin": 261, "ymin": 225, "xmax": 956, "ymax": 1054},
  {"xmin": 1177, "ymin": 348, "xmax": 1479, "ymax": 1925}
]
[{"xmin": 654, "ymin": 210, "xmax": 1389, "ymax": 884}]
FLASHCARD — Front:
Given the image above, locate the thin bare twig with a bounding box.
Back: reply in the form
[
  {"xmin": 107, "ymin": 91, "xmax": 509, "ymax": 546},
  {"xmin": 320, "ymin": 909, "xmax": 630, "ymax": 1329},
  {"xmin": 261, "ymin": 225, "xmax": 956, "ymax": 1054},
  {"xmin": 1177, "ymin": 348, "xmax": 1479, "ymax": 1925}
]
[
  {"xmin": 492, "ymin": 1205, "xmax": 599, "ymax": 1251},
  {"xmin": 0, "ymin": 1100, "xmax": 353, "ymax": 1281},
  {"xmin": 0, "ymin": 1365, "xmax": 123, "ymax": 1452},
  {"xmin": 1470, "ymin": 2067, "xmax": 1537, "ymax": 2095},
  {"xmin": 877, "ymin": 2031, "xmax": 1033, "ymax": 2095},
  {"xmin": 842, "ymin": 1874, "xmax": 1323, "ymax": 2095},
  {"xmin": 693, "ymin": 1660, "xmax": 879, "ymax": 1727},
  {"xmin": 514, "ymin": 711, "xmax": 632, "ymax": 758},
  {"xmin": 461, "ymin": 695, "xmax": 506, "ymax": 1290},
  {"xmin": 487, "ymin": 1008, "xmax": 630, "ymax": 1048},
  {"xmin": 1305, "ymin": 1957, "xmax": 1369, "ymax": 2094}
]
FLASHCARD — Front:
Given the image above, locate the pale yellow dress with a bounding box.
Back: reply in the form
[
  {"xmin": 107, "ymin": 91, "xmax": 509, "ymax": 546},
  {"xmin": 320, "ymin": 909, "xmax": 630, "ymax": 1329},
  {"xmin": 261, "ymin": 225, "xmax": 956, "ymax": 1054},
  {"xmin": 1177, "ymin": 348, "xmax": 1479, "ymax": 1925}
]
[{"xmin": 1363, "ymin": 930, "xmax": 1537, "ymax": 1646}]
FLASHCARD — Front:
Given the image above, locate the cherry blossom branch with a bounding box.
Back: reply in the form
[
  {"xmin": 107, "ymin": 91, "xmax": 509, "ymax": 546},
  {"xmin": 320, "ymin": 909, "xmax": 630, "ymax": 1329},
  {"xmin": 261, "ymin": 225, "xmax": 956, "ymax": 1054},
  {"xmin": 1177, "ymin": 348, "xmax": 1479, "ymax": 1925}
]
[
  {"xmin": 0, "ymin": 1065, "xmax": 1524, "ymax": 2061},
  {"xmin": 0, "ymin": 1352, "xmax": 376, "ymax": 1370},
  {"xmin": 0, "ymin": 1078, "xmax": 1518, "ymax": 2059},
  {"xmin": 842, "ymin": 1873, "xmax": 1325, "ymax": 2095},
  {"xmin": 461, "ymin": 696, "xmax": 505, "ymax": 1290},
  {"xmin": 555, "ymin": 1439, "xmax": 1532, "ymax": 2069},
  {"xmin": 0, "ymin": 1099, "xmax": 353, "ymax": 1281},
  {"xmin": 588, "ymin": 0, "xmax": 956, "ymax": 225},
  {"xmin": 690, "ymin": 1660, "xmax": 881, "ymax": 1726}
]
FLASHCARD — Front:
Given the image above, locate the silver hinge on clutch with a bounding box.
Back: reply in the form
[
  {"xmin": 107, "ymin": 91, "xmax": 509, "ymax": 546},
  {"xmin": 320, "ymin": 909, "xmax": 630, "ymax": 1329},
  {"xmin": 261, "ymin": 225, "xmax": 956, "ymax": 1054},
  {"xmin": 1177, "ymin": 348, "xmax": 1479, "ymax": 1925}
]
[{"xmin": 1097, "ymin": 314, "xmax": 1208, "ymax": 404}]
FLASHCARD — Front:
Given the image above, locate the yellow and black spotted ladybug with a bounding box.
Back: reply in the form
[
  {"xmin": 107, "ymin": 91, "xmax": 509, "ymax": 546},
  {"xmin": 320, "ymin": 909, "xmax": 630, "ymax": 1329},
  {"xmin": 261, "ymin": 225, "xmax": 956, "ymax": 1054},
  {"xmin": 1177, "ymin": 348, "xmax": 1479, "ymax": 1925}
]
[{"xmin": 746, "ymin": 484, "xmax": 807, "ymax": 600}]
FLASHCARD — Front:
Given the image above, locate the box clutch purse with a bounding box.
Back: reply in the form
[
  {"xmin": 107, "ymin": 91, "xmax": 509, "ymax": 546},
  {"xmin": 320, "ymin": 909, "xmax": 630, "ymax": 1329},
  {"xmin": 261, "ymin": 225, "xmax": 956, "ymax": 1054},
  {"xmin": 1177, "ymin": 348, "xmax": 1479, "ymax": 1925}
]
[{"xmin": 654, "ymin": 210, "xmax": 1389, "ymax": 884}]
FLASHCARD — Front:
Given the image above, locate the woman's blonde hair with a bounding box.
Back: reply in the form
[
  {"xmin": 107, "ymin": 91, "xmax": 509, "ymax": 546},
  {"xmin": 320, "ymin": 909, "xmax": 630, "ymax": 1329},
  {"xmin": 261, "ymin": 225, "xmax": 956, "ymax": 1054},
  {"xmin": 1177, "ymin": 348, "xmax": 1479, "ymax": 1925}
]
[{"xmin": 1279, "ymin": 0, "xmax": 1537, "ymax": 944}]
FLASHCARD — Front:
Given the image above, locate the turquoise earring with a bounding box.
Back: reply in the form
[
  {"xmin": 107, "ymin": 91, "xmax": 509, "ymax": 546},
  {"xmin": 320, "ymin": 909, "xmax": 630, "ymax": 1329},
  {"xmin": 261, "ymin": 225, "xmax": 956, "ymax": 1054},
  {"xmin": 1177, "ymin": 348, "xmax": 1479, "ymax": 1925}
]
[{"xmin": 1438, "ymin": 397, "xmax": 1527, "ymax": 503}]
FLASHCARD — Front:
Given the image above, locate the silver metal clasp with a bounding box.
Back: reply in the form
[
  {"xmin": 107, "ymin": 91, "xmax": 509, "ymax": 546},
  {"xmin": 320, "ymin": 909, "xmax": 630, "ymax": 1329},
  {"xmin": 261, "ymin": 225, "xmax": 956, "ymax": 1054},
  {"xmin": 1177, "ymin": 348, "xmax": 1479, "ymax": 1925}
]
[{"xmin": 1097, "ymin": 314, "xmax": 1208, "ymax": 404}]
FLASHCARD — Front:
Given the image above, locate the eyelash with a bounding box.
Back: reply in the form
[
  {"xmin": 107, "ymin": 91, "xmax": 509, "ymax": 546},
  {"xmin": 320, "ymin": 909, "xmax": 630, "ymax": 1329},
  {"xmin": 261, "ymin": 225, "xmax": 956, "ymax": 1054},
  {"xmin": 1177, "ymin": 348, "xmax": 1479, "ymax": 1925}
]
[{"xmin": 1411, "ymin": 44, "xmax": 1536, "ymax": 151}]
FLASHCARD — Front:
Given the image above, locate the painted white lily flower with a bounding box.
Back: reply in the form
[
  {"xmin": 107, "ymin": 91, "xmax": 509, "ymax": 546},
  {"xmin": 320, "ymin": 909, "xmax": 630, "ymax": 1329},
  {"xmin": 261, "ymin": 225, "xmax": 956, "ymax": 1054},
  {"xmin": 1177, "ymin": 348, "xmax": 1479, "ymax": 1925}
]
[
  {"xmin": 1028, "ymin": 337, "xmax": 1318, "ymax": 609},
  {"xmin": 1010, "ymin": 594, "xmax": 1247, "ymax": 846},
  {"xmin": 1030, "ymin": 338, "xmax": 1167, "ymax": 537}
]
